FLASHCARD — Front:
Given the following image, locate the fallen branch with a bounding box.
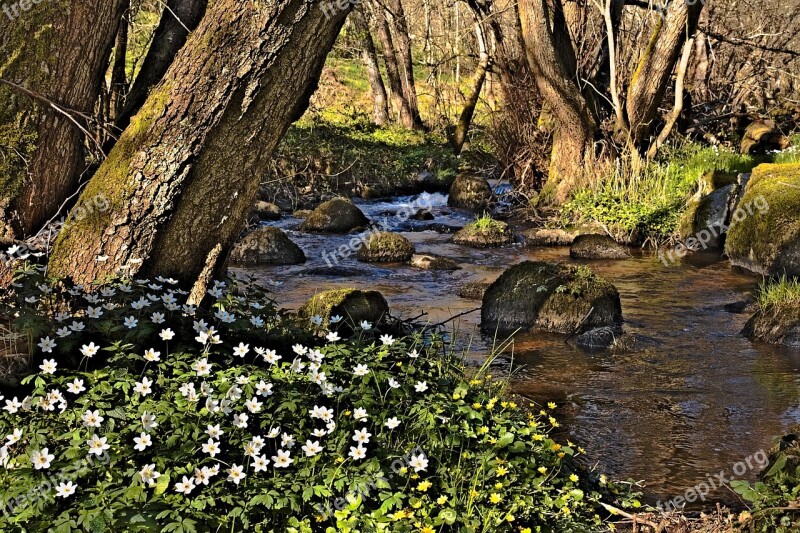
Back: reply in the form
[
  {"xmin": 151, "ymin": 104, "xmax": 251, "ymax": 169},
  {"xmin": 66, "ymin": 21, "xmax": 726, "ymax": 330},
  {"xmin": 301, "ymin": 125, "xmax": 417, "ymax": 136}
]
[{"xmin": 565, "ymin": 307, "xmax": 594, "ymax": 344}]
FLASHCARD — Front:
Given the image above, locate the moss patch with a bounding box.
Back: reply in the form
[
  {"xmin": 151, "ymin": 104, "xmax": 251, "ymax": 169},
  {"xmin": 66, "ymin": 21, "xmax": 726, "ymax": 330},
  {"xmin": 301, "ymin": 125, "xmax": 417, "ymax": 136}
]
[
  {"xmin": 356, "ymin": 232, "xmax": 415, "ymax": 263},
  {"xmin": 298, "ymin": 288, "xmax": 389, "ymax": 329},
  {"xmin": 453, "ymin": 217, "xmax": 512, "ymax": 248}
]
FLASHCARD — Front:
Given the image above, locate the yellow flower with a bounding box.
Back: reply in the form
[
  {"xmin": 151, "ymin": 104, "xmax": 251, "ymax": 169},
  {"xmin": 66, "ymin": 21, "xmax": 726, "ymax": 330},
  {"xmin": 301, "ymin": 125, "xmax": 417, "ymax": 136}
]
[
  {"xmin": 547, "ymin": 402, "xmax": 557, "ymax": 409},
  {"xmin": 335, "ymin": 457, "xmax": 344, "ymax": 463},
  {"xmin": 533, "ymin": 434, "xmax": 544, "ymax": 441},
  {"xmin": 472, "ymin": 402, "xmax": 482, "ymax": 410},
  {"xmin": 501, "ymin": 401, "xmax": 509, "ymax": 408},
  {"xmin": 488, "ymin": 437, "xmax": 497, "ymax": 444},
  {"xmin": 343, "ymin": 410, "xmax": 352, "ymax": 416},
  {"xmin": 505, "ymin": 514, "xmax": 515, "ymax": 522},
  {"xmin": 469, "ymin": 379, "xmax": 481, "ymax": 385},
  {"xmin": 509, "ymin": 402, "xmax": 517, "ymax": 409},
  {"xmin": 494, "ymin": 482, "xmax": 503, "ymax": 490},
  {"xmin": 570, "ymin": 474, "xmax": 579, "ymax": 482},
  {"xmin": 452, "ymin": 393, "xmax": 461, "ymax": 400},
  {"xmin": 600, "ymin": 474, "xmax": 607, "ymax": 485},
  {"xmin": 578, "ymin": 446, "xmax": 586, "ymax": 454},
  {"xmin": 470, "ymin": 489, "xmax": 480, "ymax": 498},
  {"xmin": 392, "ymin": 510, "xmax": 412, "ymax": 520},
  {"xmin": 496, "ymin": 466, "xmax": 508, "ymax": 476},
  {"xmin": 417, "ymin": 480, "xmax": 432, "ymax": 492},
  {"xmin": 738, "ymin": 511, "xmax": 752, "ymax": 523},
  {"xmin": 477, "ymin": 426, "xmax": 489, "ymax": 435},
  {"xmin": 399, "ymin": 467, "xmax": 408, "ymax": 475},
  {"xmin": 420, "ymin": 527, "xmax": 434, "ymax": 533},
  {"xmin": 551, "ymin": 443, "xmax": 562, "ymax": 451},
  {"xmin": 412, "ymin": 500, "xmax": 423, "ymax": 509},
  {"xmin": 436, "ymin": 495, "xmax": 448, "ymax": 505},
  {"xmin": 462, "ymin": 451, "xmax": 472, "ymax": 459},
  {"xmin": 561, "ymin": 506, "xmax": 571, "ymax": 515},
  {"xmin": 549, "ymin": 417, "xmax": 558, "ymax": 426},
  {"xmin": 489, "ymin": 493, "xmax": 502, "ymax": 504},
  {"xmin": 538, "ymin": 466, "xmax": 547, "ymax": 474},
  {"xmin": 521, "ymin": 528, "xmax": 532, "ymax": 533},
  {"xmin": 558, "ymin": 452, "xmax": 565, "ymax": 459},
  {"xmin": 396, "ymin": 362, "xmax": 403, "ymax": 367}
]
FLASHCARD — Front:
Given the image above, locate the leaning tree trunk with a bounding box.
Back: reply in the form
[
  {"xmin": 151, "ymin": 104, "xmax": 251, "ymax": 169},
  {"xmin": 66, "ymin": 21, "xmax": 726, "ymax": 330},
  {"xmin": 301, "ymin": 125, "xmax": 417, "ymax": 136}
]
[
  {"xmin": 353, "ymin": 8, "xmax": 390, "ymax": 126},
  {"xmin": 452, "ymin": 21, "xmax": 491, "ymax": 155},
  {"xmin": 49, "ymin": 0, "xmax": 351, "ymax": 288},
  {"xmin": 372, "ymin": 1, "xmax": 417, "ymax": 128},
  {"xmin": 518, "ymin": 0, "xmax": 598, "ymax": 204},
  {"xmin": 383, "ymin": 0, "xmax": 425, "ymax": 130},
  {"xmin": 114, "ymin": 0, "xmax": 209, "ymax": 134},
  {"xmin": 0, "ymin": 0, "xmax": 127, "ymax": 239},
  {"xmin": 626, "ymin": 0, "xmax": 704, "ymax": 147}
]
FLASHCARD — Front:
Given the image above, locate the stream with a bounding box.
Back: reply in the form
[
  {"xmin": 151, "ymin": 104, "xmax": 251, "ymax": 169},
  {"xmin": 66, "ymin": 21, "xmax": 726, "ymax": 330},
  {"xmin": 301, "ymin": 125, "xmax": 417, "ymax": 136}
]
[{"xmin": 234, "ymin": 192, "xmax": 800, "ymax": 508}]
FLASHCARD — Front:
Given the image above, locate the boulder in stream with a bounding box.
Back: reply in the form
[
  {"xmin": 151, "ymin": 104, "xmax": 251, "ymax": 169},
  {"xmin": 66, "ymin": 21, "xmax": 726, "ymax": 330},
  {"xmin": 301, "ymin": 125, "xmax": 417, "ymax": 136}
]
[
  {"xmin": 229, "ymin": 227, "xmax": 305, "ymax": 265},
  {"xmin": 481, "ymin": 261, "xmax": 623, "ymax": 336},
  {"xmin": 299, "ymin": 289, "xmax": 389, "ymax": 329},
  {"xmin": 677, "ymin": 184, "xmax": 737, "ymax": 250},
  {"xmin": 448, "ymin": 172, "xmax": 494, "ymax": 211},
  {"xmin": 453, "ymin": 217, "xmax": 513, "ymax": 248},
  {"xmin": 725, "ymin": 163, "xmax": 800, "ymax": 276},
  {"xmin": 569, "ymin": 234, "xmax": 631, "ymax": 259},
  {"xmin": 743, "ymin": 306, "xmax": 800, "ymax": 348},
  {"xmin": 300, "ymin": 198, "xmax": 369, "ymax": 234},
  {"xmin": 410, "ymin": 254, "xmax": 460, "ymax": 271},
  {"xmin": 254, "ymin": 201, "xmax": 282, "ymax": 221},
  {"xmin": 356, "ymin": 232, "xmax": 415, "ymax": 263}
]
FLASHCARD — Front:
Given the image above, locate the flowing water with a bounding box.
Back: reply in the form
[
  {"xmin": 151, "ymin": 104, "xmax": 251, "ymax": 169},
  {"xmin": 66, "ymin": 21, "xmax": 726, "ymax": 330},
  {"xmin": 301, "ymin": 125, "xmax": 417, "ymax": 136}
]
[{"xmin": 235, "ymin": 192, "xmax": 800, "ymax": 507}]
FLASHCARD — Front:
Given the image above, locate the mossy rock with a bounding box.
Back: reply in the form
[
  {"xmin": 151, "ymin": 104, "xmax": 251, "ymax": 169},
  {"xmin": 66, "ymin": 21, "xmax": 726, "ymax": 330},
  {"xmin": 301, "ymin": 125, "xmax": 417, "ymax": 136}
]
[
  {"xmin": 300, "ymin": 198, "xmax": 369, "ymax": 234},
  {"xmin": 229, "ymin": 227, "xmax": 305, "ymax": 265},
  {"xmin": 697, "ymin": 169, "xmax": 739, "ymax": 197},
  {"xmin": 569, "ymin": 235, "xmax": 631, "ymax": 260},
  {"xmin": 458, "ymin": 282, "xmax": 490, "ymax": 300},
  {"xmin": 481, "ymin": 261, "xmax": 623, "ymax": 336},
  {"xmin": 418, "ymin": 169, "xmax": 457, "ymax": 193},
  {"xmin": 254, "ymin": 201, "xmax": 281, "ymax": 221},
  {"xmin": 742, "ymin": 305, "xmax": 800, "ymax": 347},
  {"xmin": 521, "ymin": 228, "xmax": 580, "ymax": 247},
  {"xmin": 677, "ymin": 184, "xmax": 736, "ymax": 249},
  {"xmin": 725, "ymin": 163, "xmax": 800, "ymax": 276},
  {"xmin": 448, "ymin": 172, "xmax": 494, "ymax": 211},
  {"xmin": 356, "ymin": 232, "xmax": 415, "ymax": 263},
  {"xmin": 299, "ymin": 289, "xmax": 389, "ymax": 329},
  {"xmin": 453, "ymin": 219, "xmax": 513, "ymax": 248},
  {"xmin": 410, "ymin": 254, "xmax": 460, "ymax": 271}
]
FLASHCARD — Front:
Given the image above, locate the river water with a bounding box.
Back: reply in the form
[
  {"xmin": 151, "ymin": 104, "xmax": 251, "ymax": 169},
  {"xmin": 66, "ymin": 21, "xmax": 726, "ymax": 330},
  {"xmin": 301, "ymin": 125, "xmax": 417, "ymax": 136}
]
[{"xmin": 234, "ymin": 192, "xmax": 800, "ymax": 507}]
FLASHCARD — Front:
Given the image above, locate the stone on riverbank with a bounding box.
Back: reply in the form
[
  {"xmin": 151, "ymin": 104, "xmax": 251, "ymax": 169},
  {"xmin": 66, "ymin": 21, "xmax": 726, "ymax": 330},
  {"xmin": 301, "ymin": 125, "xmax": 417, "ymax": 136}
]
[
  {"xmin": 743, "ymin": 305, "xmax": 800, "ymax": 347},
  {"xmin": 569, "ymin": 234, "xmax": 631, "ymax": 259},
  {"xmin": 299, "ymin": 289, "xmax": 389, "ymax": 329},
  {"xmin": 229, "ymin": 227, "xmax": 305, "ymax": 265},
  {"xmin": 481, "ymin": 262, "xmax": 623, "ymax": 336},
  {"xmin": 677, "ymin": 184, "xmax": 737, "ymax": 250},
  {"xmin": 725, "ymin": 163, "xmax": 800, "ymax": 276},
  {"xmin": 300, "ymin": 198, "xmax": 369, "ymax": 234},
  {"xmin": 254, "ymin": 201, "xmax": 281, "ymax": 221}
]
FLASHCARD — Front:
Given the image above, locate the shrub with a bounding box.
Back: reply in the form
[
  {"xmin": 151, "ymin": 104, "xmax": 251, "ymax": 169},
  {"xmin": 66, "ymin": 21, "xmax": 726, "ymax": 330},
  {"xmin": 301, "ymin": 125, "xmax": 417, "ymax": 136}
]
[{"xmin": 0, "ymin": 265, "xmax": 632, "ymax": 532}]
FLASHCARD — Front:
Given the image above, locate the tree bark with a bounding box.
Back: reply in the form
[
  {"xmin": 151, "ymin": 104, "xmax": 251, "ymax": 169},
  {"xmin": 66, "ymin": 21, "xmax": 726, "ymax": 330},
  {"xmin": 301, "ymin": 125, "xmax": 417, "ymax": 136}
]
[
  {"xmin": 372, "ymin": 1, "xmax": 417, "ymax": 128},
  {"xmin": 518, "ymin": 0, "xmax": 597, "ymax": 204},
  {"xmin": 452, "ymin": 21, "xmax": 491, "ymax": 155},
  {"xmin": 49, "ymin": 0, "xmax": 351, "ymax": 287},
  {"xmin": 0, "ymin": 0, "xmax": 127, "ymax": 239},
  {"xmin": 115, "ymin": 0, "xmax": 209, "ymax": 134},
  {"xmin": 110, "ymin": 10, "xmax": 130, "ymax": 123},
  {"xmin": 381, "ymin": 0, "xmax": 425, "ymax": 129},
  {"xmin": 353, "ymin": 8, "xmax": 390, "ymax": 126},
  {"xmin": 626, "ymin": 0, "xmax": 704, "ymax": 146}
]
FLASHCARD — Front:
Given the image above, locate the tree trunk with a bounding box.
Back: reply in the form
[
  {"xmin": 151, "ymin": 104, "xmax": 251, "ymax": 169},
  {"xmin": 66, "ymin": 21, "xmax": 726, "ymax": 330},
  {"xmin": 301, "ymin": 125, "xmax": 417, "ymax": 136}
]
[
  {"xmin": 372, "ymin": 1, "xmax": 417, "ymax": 128},
  {"xmin": 0, "ymin": 0, "xmax": 127, "ymax": 239},
  {"xmin": 115, "ymin": 0, "xmax": 209, "ymax": 134},
  {"xmin": 49, "ymin": 0, "xmax": 350, "ymax": 287},
  {"xmin": 109, "ymin": 10, "xmax": 130, "ymax": 123},
  {"xmin": 353, "ymin": 8, "xmax": 390, "ymax": 126},
  {"xmin": 452, "ymin": 22, "xmax": 491, "ymax": 155},
  {"xmin": 626, "ymin": 0, "xmax": 704, "ymax": 146},
  {"xmin": 382, "ymin": 0, "xmax": 425, "ymax": 129},
  {"xmin": 518, "ymin": 0, "xmax": 597, "ymax": 204}
]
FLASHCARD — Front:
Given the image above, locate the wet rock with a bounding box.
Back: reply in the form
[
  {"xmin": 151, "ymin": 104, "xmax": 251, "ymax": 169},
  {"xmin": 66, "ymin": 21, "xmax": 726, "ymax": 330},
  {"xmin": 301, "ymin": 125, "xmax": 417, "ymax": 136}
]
[
  {"xmin": 299, "ymin": 289, "xmax": 389, "ymax": 329},
  {"xmin": 448, "ymin": 172, "xmax": 494, "ymax": 211},
  {"xmin": 410, "ymin": 254, "xmax": 460, "ymax": 271},
  {"xmin": 300, "ymin": 198, "xmax": 370, "ymax": 234},
  {"xmin": 229, "ymin": 227, "xmax": 305, "ymax": 265},
  {"xmin": 677, "ymin": 185, "xmax": 737, "ymax": 250},
  {"xmin": 741, "ymin": 120, "xmax": 791, "ymax": 155},
  {"xmin": 356, "ymin": 232, "xmax": 415, "ymax": 263},
  {"xmin": 568, "ymin": 327, "xmax": 619, "ymax": 351},
  {"xmin": 254, "ymin": 201, "xmax": 281, "ymax": 221},
  {"xmin": 569, "ymin": 234, "xmax": 631, "ymax": 259},
  {"xmin": 458, "ymin": 282, "xmax": 491, "ymax": 300},
  {"xmin": 422, "ymin": 223, "xmax": 461, "ymax": 234},
  {"xmin": 724, "ymin": 299, "xmax": 757, "ymax": 314},
  {"xmin": 418, "ymin": 169, "xmax": 456, "ymax": 193},
  {"xmin": 481, "ymin": 261, "xmax": 623, "ymax": 336},
  {"xmin": 726, "ymin": 163, "xmax": 800, "ymax": 276},
  {"xmin": 412, "ymin": 209, "xmax": 435, "ymax": 221},
  {"xmin": 453, "ymin": 218, "xmax": 513, "ymax": 248},
  {"xmin": 293, "ymin": 209, "xmax": 313, "ymax": 219},
  {"xmin": 301, "ymin": 266, "xmax": 367, "ymax": 277},
  {"xmin": 743, "ymin": 306, "xmax": 800, "ymax": 347}
]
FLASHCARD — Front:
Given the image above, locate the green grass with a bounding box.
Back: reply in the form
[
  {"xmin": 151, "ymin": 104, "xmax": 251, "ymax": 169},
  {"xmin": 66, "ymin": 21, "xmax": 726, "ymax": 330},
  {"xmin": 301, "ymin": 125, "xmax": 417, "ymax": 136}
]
[
  {"xmin": 757, "ymin": 275, "xmax": 800, "ymax": 312},
  {"xmin": 471, "ymin": 214, "xmax": 506, "ymax": 232},
  {"xmin": 561, "ymin": 141, "xmax": 772, "ymax": 243}
]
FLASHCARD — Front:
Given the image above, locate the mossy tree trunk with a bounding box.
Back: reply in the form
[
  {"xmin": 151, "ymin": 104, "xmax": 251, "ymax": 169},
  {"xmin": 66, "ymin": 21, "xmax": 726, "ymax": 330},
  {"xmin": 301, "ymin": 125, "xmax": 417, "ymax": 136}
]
[
  {"xmin": 49, "ymin": 0, "xmax": 350, "ymax": 287},
  {"xmin": 0, "ymin": 0, "xmax": 127, "ymax": 239},
  {"xmin": 518, "ymin": 0, "xmax": 598, "ymax": 204},
  {"xmin": 114, "ymin": 0, "xmax": 209, "ymax": 135},
  {"xmin": 625, "ymin": 0, "xmax": 704, "ymax": 146}
]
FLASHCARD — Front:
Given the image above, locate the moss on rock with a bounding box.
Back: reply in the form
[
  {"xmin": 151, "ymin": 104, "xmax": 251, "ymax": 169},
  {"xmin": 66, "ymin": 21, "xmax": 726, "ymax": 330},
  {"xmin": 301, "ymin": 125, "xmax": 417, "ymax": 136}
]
[
  {"xmin": 447, "ymin": 172, "xmax": 494, "ymax": 211},
  {"xmin": 569, "ymin": 234, "xmax": 631, "ymax": 259},
  {"xmin": 481, "ymin": 261, "xmax": 623, "ymax": 336},
  {"xmin": 409, "ymin": 253, "xmax": 460, "ymax": 271},
  {"xmin": 229, "ymin": 226, "xmax": 305, "ymax": 265},
  {"xmin": 356, "ymin": 232, "xmax": 415, "ymax": 263},
  {"xmin": 453, "ymin": 217, "xmax": 513, "ymax": 248},
  {"xmin": 299, "ymin": 288, "xmax": 389, "ymax": 329},
  {"xmin": 725, "ymin": 163, "xmax": 800, "ymax": 276}
]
